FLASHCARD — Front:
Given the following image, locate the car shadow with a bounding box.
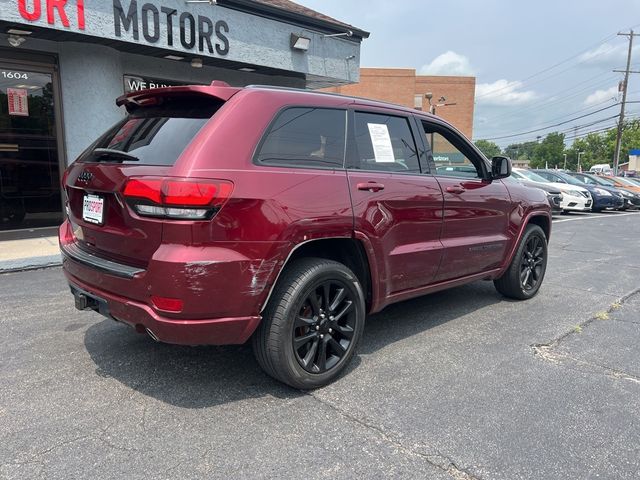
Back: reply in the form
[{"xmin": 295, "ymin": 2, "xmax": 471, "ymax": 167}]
[{"xmin": 84, "ymin": 281, "xmax": 503, "ymax": 408}]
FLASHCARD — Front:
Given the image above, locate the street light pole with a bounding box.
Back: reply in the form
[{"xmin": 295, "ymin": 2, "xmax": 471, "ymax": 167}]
[
  {"xmin": 577, "ymin": 151, "xmax": 584, "ymax": 172},
  {"xmin": 563, "ymin": 154, "xmax": 567, "ymax": 169},
  {"xmin": 424, "ymin": 93, "xmax": 456, "ymax": 116}
]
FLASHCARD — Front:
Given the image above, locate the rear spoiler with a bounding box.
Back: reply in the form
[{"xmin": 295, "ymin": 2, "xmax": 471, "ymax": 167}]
[{"xmin": 116, "ymin": 80, "xmax": 241, "ymax": 113}]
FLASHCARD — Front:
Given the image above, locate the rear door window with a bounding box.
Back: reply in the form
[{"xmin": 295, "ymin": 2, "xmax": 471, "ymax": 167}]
[
  {"xmin": 79, "ymin": 96, "xmax": 223, "ymax": 165},
  {"xmin": 255, "ymin": 107, "xmax": 346, "ymax": 169},
  {"xmin": 351, "ymin": 111, "xmax": 420, "ymax": 173}
]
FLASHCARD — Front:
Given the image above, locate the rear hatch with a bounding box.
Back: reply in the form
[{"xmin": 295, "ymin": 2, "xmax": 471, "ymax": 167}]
[{"xmin": 64, "ymin": 90, "xmax": 231, "ymax": 267}]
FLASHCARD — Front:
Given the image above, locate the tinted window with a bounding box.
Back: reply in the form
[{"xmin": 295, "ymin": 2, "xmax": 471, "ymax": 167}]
[
  {"xmin": 352, "ymin": 112, "xmax": 420, "ymax": 173},
  {"xmin": 255, "ymin": 108, "xmax": 346, "ymax": 169},
  {"xmin": 421, "ymin": 121, "xmax": 481, "ymax": 179},
  {"xmin": 80, "ymin": 96, "xmax": 222, "ymax": 165},
  {"xmin": 535, "ymin": 171, "xmax": 564, "ymax": 183}
]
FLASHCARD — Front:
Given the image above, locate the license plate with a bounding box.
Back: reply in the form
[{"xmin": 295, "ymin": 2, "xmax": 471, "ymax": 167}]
[{"xmin": 82, "ymin": 194, "xmax": 104, "ymax": 225}]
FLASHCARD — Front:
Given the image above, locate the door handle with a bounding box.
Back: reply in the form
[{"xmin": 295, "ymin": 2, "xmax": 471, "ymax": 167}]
[
  {"xmin": 446, "ymin": 185, "xmax": 466, "ymax": 194},
  {"xmin": 357, "ymin": 182, "xmax": 385, "ymax": 192}
]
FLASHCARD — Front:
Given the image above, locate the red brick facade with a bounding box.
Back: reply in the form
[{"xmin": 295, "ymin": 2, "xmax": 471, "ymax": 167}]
[{"xmin": 321, "ymin": 68, "xmax": 476, "ymax": 138}]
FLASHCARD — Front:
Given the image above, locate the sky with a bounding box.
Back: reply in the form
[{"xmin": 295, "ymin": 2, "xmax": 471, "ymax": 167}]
[{"xmin": 297, "ymin": 0, "xmax": 640, "ymax": 148}]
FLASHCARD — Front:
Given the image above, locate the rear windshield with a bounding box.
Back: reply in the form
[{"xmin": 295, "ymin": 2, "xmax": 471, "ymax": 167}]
[{"xmin": 79, "ymin": 96, "xmax": 223, "ymax": 165}]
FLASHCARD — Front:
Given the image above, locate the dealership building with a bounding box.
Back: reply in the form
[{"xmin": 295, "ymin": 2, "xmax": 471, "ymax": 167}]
[
  {"xmin": 0, "ymin": 0, "xmax": 368, "ymax": 235},
  {"xmin": 323, "ymin": 67, "xmax": 476, "ymax": 138}
]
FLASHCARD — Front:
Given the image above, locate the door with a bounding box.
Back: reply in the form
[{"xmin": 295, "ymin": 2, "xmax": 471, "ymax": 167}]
[
  {"xmin": 0, "ymin": 64, "xmax": 62, "ymax": 231},
  {"xmin": 347, "ymin": 109, "xmax": 444, "ymax": 296},
  {"xmin": 419, "ymin": 119, "xmax": 512, "ymax": 282}
]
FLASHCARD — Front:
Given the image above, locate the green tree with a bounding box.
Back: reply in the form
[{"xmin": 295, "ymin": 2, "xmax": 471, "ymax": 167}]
[
  {"xmin": 530, "ymin": 132, "xmax": 565, "ymax": 169},
  {"xmin": 564, "ymin": 133, "xmax": 609, "ymax": 171},
  {"xmin": 474, "ymin": 139, "xmax": 502, "ymax": 158},
  {"xmin": 504, "ymin": 141, "xmax": 538, "ymax": 161}
]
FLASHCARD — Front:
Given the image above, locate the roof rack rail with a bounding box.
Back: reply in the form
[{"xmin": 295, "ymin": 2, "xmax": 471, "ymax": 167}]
[{"xmin": 243, "ymin": 84, "xmax": 414, "ymax": 111}]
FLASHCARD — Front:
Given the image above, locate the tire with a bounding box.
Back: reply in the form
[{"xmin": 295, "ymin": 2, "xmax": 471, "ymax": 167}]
[
  {"xmin": 252, "ymin": 257, "xmax": 366, "ymax": 389},
  {"xmin": 494, "ymin": 224, "xmax": 548, "ymax": 300}
]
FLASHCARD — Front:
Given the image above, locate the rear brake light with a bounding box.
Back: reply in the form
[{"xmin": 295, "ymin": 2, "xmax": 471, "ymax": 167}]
[{"xmin": 122, "ymin": 177, "xmax": 233, "ymax": 220}]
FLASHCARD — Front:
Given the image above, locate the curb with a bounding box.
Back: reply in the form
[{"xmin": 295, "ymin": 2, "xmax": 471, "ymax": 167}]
[{"xmin": 0, "ymin": 254, "xmax": 62, "ymax": 274}]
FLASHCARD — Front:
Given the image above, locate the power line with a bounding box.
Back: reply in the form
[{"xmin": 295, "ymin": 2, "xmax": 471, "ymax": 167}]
[
  {"xmin": 477, "ymin": 72, "xmax": 618, "ymax": 125},
  {"xmin": 477, "ymin": 79, "xmax": 619, "ymax": 134},
  {"xmin": 495, "ymin": 111, "xmax": 640, "ymax": 146},
  {"xmin": 475, "ymin": 32, "xmax": 619, "ymax": 99},
  {"xmin": 482, "ymin": 105, "xmax": 620, "ymax": 140}
]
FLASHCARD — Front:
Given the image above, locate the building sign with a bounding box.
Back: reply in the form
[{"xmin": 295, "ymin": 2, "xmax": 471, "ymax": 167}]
[
  {"xmin": 7, "ymin": 88, "xmax": 29, "ymax": 117},
  {"xmin": 5, "ymin": 0, "xmax": 360, "ymax": 83},
  {"xmin": 113, "ymin": 1, "xmax": 229, "ymax": 55},
  {"xmin": 16, "ymin": 1, "xmax": 229, "ymax": 56},
  {"xmin": 17, "ymin": 0, "xmax": 86, "ymax": 29},
  {"xmin": 123, "ymin": 74, "xmax": 194, "ymax": 93},
  {"xmin": 433, "ymin": 153, "xmax": 465, "ymax": 164}
]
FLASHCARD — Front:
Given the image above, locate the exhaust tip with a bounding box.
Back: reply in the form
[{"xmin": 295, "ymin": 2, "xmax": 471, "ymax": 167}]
[{"xmin": 145, "ymin": 328, "xmax": 160, "ymax": 342}]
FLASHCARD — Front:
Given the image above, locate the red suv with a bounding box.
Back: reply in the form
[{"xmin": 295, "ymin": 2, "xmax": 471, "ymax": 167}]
[{"xmin": 60, "ymin": 82, "xmax": 551, "ymax": 388}]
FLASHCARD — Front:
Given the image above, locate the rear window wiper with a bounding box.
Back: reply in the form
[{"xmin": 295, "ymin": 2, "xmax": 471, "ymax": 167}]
[{"xmin": 92, "ymin": 148, "xmax": 140, "ymax": 162}]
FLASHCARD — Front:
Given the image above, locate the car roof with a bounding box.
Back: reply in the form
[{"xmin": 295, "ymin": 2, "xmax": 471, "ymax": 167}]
[{"xmin": 116, "ymin": 81, "xmax": 444, "ymax": 121}]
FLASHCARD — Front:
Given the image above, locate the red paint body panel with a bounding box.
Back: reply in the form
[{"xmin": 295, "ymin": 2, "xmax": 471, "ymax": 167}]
[
  {"xmin": 433, "ymin": 176, "xmax": 512, "ymax": 282},
  {"xmin": 347, "ymin": 170, "xmax": 444, "ymax": 296},
  {"xmin": 60, "ymin": 84, "xmax": 551, "ymax": 345}
]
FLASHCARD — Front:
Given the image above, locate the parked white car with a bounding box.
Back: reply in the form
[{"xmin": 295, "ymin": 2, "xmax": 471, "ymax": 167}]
[{"xmin": 511, "ymin": 168, "xmax": 592, "ymax": 213}]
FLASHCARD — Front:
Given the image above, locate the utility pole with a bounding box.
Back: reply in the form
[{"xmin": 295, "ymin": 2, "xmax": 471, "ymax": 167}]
[{"xmin": 613, "ymin": 30, "xmax": 640, "ymax": 175}]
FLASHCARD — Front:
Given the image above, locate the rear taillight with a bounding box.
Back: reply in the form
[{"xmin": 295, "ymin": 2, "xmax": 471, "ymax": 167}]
[
  {"xmin": 61, "ymin": 169, "xmax": 70, "ymax": 215},
  {"xmin": 123, "ymin": 177, "xmax": 233, "ymax": 220}
]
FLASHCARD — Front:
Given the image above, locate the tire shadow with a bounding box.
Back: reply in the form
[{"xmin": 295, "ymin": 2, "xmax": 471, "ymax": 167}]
[{"xmin": 84, "ymin": 281, "xmax": 503, "ymax": 408}]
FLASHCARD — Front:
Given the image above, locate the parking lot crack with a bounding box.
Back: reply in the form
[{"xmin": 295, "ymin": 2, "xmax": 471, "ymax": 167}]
[
  {"xmin": 532, "ymin": 288, "xmax": 640, "ymax": 385},
  {"xmin": 33, "ymin": 434, "xmax": 91, "ymax": 457},
  {"xmin": 533, "ymin": 288, "xmax": 640, "ymax": 351},
  {"xmin": 532, "ymin": 347, "xmax": 640, "ymax": 385},
  {"xmin": 308, "ymin": 393, "xmax": 482, "ymax": 479}
]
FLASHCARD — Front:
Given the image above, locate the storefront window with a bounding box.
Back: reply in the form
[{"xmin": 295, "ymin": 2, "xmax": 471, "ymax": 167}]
[{"xmin": 0, "ymin": 66, "xmax": 61, "ymax": 230}]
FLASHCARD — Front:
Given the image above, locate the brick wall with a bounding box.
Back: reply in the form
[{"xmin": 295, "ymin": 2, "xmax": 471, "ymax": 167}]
[{"xmin": 321, "ymin": 68, "xmax": 476, "ymax": 138}]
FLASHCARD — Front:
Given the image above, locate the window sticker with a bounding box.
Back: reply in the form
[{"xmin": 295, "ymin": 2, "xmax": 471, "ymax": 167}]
[
  {"xmin": 367, "ymin": 123, "xmax": 395, "ymax": 162},
  {"xmin": 7, "ymin": 88, "xmax": 29, "ymax": 117}
]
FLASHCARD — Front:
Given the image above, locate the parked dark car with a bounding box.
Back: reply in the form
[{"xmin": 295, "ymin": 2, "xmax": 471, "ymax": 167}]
[
  {"xmin": 570, "ymin": 172, "xmax": 640, "ymax": 210},
  {"xmin": 533, "ymin": 169, "xmax": 624, "ymax": 212},
  {"xmin": 59, "ymin": 82, "xmax": 551, "ymax": 388}
]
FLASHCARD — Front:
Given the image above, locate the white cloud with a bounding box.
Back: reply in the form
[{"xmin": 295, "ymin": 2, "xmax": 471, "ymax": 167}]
[
  {"xmin": 419, "ymin": 51, "xmax": 475, "ymax": 76},
  {"xmin": 578, "ymin": 42, "xmax": 640, "ymax": 66},
  {"xmin": 475, "ymin": 79, "xmax": 537, "ymax": 105},
  {"xmin": 584, "ymin": 86, "xmax": 619, "ymax": 106}
]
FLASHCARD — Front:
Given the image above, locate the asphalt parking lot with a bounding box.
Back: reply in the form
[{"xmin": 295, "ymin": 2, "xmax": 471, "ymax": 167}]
[{"xmin": 1, "ymin": 211, "xmax": 639, "ymax": 480}]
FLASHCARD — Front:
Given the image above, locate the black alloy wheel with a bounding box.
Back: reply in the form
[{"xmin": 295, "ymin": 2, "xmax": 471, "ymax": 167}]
[
  {"xmin": 252, "ymin": 258, "xmax": 365, "ymax": 389},
  {"xmin": 292, "ymin": 280, "xmax": 356, "ymax": 374},
  {"xmin": 494, "ymin": 224, "xmax": 548, "ymax": 300},
  {"xmin": 520, "ymin": 235, "xmax": 545, "ymax": 292}
]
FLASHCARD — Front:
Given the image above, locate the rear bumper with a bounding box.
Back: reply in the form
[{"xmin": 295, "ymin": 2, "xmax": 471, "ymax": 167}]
[
  {"xmin": 66, "ymin": 271, "xmax": 261, "ymax": 345},
  {"xmin": 58, "ymin": 219, "xmax": 287, "ymax": 345}
]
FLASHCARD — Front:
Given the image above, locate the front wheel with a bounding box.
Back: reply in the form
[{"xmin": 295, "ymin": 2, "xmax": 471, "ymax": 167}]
[
  {"xmin": 494, "ymin": 224, "xmax": 548, "ymax": 300},
  {"xmin": 252, "ymin": 258, "xmax": 366, "ymax": 389}
]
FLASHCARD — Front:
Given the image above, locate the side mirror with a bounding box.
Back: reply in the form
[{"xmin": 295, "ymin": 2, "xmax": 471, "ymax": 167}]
[{"xmin": 491, "ymin": 156, "xmax": 512, "ymax": 180}]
